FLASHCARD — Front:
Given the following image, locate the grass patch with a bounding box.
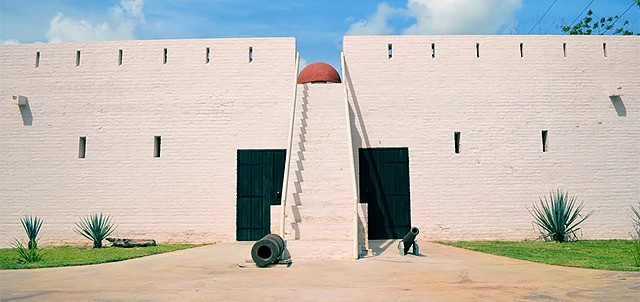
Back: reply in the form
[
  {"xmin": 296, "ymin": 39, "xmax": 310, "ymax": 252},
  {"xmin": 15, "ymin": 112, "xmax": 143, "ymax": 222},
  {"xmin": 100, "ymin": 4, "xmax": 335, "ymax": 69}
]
[
  {"xmin": 0, "ymin": 244, "xmax": 205, "ymax": 270},
  {"xmin": 439, "ymin": 240, "xmax": 640, "ymax": 272}
]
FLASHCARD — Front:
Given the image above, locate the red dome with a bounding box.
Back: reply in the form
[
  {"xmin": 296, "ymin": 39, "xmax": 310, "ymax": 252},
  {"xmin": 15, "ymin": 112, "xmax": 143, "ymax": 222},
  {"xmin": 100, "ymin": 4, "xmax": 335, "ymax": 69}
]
[{"xmin": 297, "ymin": 62, "xmax": 341, "ymax": 84}]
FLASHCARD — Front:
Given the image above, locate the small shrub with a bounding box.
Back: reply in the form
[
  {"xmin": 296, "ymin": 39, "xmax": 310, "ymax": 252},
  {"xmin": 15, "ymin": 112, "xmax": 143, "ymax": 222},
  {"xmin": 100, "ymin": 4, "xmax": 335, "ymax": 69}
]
[
  {"xmin": 75, "ymin": 213, "xmax": 116, "ymax": 248},
  {"xmin": 528, "ymin": 189, "xmax": 594, "ymax": 242},
  {"xmin": 13, "ymin": 240, "xmax": 43, "ymax": 263},
  {"xmin": 20, "ymin": 215, "xmax": 43, "ymax": 250}
]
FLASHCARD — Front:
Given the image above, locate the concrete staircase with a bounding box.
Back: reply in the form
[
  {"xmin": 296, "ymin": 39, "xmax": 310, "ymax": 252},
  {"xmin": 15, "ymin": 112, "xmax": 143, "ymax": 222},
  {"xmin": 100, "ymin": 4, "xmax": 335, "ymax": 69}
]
[{"xmin": 283, "ymin": 83, "xmax": 354, "ymax": 259}]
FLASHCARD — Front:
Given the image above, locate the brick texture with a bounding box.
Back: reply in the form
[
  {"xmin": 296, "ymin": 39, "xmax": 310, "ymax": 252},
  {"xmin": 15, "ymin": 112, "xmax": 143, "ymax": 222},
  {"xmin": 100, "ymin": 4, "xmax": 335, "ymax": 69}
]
[
  {"xmin": 276, "ymin": 83, "xmax": 354, "ymax": 259},
  {"xmin": 344, "ymin": 35, "xmax": 639, "ymax": 242},
  {"xmin": 1, "ymin": 35, "xmax": 638, "ymax": 253},
  {"xmin": 0, "ymin": 38, "xmax": 296, "ymax": 247}
]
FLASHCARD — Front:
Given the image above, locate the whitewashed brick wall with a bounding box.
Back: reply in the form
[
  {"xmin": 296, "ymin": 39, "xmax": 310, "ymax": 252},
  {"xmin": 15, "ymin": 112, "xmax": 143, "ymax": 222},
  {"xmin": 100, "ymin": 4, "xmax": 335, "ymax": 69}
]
[
  {"xmin": 0, "ymin": 38, "xmax": 296, "ymax": 247},
  {"xmin": 1, "ymin": 35, "xmax": 638, "ymax": 249},
  {"xmin": 344, "ymin": 35, "xmax": 639, "ymax": 241}
]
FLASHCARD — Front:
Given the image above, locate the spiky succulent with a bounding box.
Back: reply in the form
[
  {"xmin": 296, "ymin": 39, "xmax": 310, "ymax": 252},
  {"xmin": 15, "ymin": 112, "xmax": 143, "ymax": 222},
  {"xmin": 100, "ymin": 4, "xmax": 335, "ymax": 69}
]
[
  {"xmin": 529, "ymin": 190, "xmax": 593, "ymax": 242},
  {"xmin": 13, "ymin": 239, "xmax": 43, "ymax": 263},
  {"xmin": 20, "ymin": 215, "xmax": 43, "ymax": 250},
  {"xmin": 631, "ymin": 202, "xmax": 640, "ymax": 239},
  {"xmin": 75, "ymin": 213, "xmax": 116, "ymax": 248}
]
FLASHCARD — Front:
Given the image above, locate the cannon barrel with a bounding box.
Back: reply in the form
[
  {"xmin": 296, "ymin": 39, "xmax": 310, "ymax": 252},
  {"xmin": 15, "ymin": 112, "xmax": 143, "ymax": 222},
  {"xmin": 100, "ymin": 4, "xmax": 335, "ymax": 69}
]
[
  {"xmin": 251, "ymin": 234, "xmax": 285, "ymax": 267},
  {"xmin": 402, "ymin": 227, "xmax": 420, "ymax": 254}
]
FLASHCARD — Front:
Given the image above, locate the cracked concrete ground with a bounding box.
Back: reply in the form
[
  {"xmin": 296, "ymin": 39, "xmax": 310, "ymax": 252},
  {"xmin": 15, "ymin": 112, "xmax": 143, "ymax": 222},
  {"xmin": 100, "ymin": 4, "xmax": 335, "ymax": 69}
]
[{"xmin": 1, "ymin": 241, "xmax": 639, "ymax": 301}]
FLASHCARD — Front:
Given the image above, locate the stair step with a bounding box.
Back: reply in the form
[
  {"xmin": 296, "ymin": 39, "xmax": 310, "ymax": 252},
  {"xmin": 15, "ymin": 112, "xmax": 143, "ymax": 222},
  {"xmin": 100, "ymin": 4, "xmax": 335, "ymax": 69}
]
[
  {"xmin": 280, "ymin": 83, "xmax": 355, "ymax": 259},
  {"xmin": 288, "ymin": 204, "xmax": 353, "ymax": 218},
  {"xmin": 289, "ymin": 165, "xmax": 350, "ymax": 174},
  {"xmin": 286, "ymin": 227, "xmax": 353, "ymax": 241},
  {"xmin": 287, "ymin": 195, "xmax": 354, "ymax": 205}
]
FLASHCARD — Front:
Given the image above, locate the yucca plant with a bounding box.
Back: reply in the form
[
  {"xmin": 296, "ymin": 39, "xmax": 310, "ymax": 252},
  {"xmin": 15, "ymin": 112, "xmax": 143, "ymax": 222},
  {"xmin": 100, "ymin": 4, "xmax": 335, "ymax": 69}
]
[
  {"xmin": 631, "ymin": 203, "xmax": 640, "ymax": 266},
  {"xmin": 631, "ymin": 202, "xmax": 640, "ymax": 238},
  {"xmin": 13, "ymin": 239, "xmax": 43, "ymax": 263},
  {"xmin": 632, "ymin": 240, "xmax": 640, "ymax": 267},
  {"xmin": 75, "ymin": 213, "xmax": 116, "ymax": 248},
  {"xmin": 528, "ymin": 190, "xmax": 594, "ymax": 242},
  {"xmin": 20, "ymin": 215, "xmax": 43, "ymax": 250}
]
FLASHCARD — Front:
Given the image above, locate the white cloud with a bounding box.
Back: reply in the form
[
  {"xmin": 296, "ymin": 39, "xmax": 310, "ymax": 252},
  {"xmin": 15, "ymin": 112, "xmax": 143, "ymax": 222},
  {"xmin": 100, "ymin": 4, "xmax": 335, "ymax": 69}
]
[
  {"xmin": 346, "ymin": 3, "xmax": 404, "ymax": 35},
  {"xmin": 403, "ymin": 0, "xmax": 522, "ymax": 34},
  {"xmin": 109, "ymin": 0, "xmax": 145, "ymax": 22},
  {"xmin": 46, "ymin": 0, "xmax": 145, "ymax": 43},
  {"xmin": 346, "ymin": 0, "xmax": 522, "ymax": 35}
]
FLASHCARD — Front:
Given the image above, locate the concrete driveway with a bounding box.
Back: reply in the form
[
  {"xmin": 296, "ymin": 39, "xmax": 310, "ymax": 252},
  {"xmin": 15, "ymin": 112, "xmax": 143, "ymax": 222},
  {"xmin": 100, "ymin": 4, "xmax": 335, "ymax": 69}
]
[{"xmin": 1, "ymin": 241, "xmax": 639, "ymax": 301}]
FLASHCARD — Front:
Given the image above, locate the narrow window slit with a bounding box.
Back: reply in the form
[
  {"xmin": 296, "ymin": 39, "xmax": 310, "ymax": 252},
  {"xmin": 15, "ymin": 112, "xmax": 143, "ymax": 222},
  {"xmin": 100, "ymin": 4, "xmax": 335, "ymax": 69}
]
[
  {"xmin": 35, "ymin": 51, "xmax": 40, "ymax": 68},
  {"xmin": 431, "ymin": 43, "xmax": 436, "ymax": 59},
  {"xmin": 154, "ymin": 136, "xmax": 161, "ymax": 158},
  {"xmin": 388, "ymin": 43, "xmax": 393, "ymax": 59},
  {"xmin": 163, "ymin": 48, "xmax": 168, "ymax": 64},
  {"xmin": 118, "ymin": 49, "xmax": 123, "ymax": 66},
  {"xmin": 541, "ymin": 130, "xmax": 548, "ymax": 152},
  {"xmin": 76, "ymin": 50, "xmax": 81, "ymax": 67},
  {"xmin": 602, "ymin": 43, "xmax": 607, "ymax": 57},
  {"xmin": 476, "ymin": 43, "xmax": 480, "ymax": 58},
  {"xmin": 454, "ymin": 132, "xmax": 461, "ymax": 154},
  {"xmin": 206, "ymin": 47, "xmax": 210, "ymax": 64},
  {"xmin": 520, "ymin": 43, "xmax": 524, "ymax": 57},
  {"xmin": 78, "ymin": 137, "xmax": 86, "ymax": 159},
  {"xmin": 249, "ymin": 47, "xmax": 253, "ymax": 63},
  {"xmin": 563, "ymin": 43, "xmax": 567, "ymax": 57}
]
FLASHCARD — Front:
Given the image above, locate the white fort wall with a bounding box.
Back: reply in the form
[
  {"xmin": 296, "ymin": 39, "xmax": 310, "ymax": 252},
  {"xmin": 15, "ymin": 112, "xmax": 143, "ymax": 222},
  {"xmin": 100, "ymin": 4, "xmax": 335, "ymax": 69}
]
[
  {"xmin": 0, "ymin": 38, "xmax": 296, "ymax": 247},
  {"xmin": 0, "ymin": 35, "xmax": 638, "ymax": 250},
  {"xmin": 344, "ymin": 35, "xmax": 639, "ymax": 242}
]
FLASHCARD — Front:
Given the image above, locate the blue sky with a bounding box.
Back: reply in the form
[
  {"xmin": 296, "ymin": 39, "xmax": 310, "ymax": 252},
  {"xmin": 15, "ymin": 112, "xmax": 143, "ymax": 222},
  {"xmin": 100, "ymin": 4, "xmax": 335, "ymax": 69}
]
[{"xmin": 1, "ymin": 0, "xmax": 638, "ymax": 69}]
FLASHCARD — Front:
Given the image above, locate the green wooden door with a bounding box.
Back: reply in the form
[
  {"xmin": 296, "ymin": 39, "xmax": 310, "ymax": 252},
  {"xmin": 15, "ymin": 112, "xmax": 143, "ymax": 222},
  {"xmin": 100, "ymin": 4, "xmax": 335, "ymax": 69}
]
[
  {"xmin": 236, "ymin": 149, "xmax": 286, "ymax": 241},
  {"xmin": 359, "ymin": 148, "xmax": 411, "ymax": 239}
]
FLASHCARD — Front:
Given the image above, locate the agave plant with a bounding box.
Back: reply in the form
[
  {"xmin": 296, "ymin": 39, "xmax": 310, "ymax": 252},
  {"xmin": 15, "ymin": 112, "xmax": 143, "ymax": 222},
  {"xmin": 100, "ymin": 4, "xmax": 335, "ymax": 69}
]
[
  {"xmin": 20, "ymin": 215, "xmax": 43, "ymax": 250},
  {"xmin": 528, "ymin": 190, "xmax": 594, "ymax": 242},
  {"xmin": 75, "ymin": 213, "xmax": 116, "ymax": 248},
  {"xmin": 632, "ymin": 239, "xmax": 640, "ymax": 267},
  {"xmin": 13, "ymin": 239, "xmax": 43, "ymax": 263},
  {"xmin": 631, "ymin": 203, "xmax": 640, "ymax": 266},
  {"xmin": 631, "ymin": 202, "xmax": 640, "ymax": 238}
]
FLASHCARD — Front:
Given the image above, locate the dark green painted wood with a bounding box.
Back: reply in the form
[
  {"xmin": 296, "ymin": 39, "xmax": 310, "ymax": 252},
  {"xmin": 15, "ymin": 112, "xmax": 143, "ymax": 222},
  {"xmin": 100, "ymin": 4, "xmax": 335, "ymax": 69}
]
[
  {"xmin": 236, "ymin": 149, "xmax": 286, "ymax": 241},
  {"xmin": 359, "ymin": 148, "xmax": 411, "ymax": 240}
]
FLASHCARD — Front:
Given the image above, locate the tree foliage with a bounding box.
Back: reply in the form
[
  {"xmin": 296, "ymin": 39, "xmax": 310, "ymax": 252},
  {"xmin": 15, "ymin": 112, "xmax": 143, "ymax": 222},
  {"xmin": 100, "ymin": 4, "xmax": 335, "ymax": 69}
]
[{"xmin": 561, "ymin": 8, "xmax": 637, "ymax": 35}]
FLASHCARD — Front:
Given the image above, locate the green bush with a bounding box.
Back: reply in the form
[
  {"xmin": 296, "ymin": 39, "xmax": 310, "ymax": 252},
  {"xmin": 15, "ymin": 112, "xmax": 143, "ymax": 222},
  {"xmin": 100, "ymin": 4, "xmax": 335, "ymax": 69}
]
[
  {"xmin": 529, "ymin": 190, "xmax": 594, "ymax": 242},
  {"xmin": 20, "ymin": 215, "xmax": 43, "ymax": 250},
  {"xmin": 75, "ymin": 213, "xmax": 116, "ymax": 248}
]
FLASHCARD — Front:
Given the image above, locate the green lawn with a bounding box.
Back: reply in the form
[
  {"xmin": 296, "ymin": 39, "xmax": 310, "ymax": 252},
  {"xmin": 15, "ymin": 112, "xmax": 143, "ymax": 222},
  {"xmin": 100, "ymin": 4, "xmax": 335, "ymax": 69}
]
[
  {"xmin": 439, "ymin": 240, "xmax": 640, "ymax": 272},
  {"xmin": 0, "ymin": 244, "xmax": 205, "ymax": 270}
]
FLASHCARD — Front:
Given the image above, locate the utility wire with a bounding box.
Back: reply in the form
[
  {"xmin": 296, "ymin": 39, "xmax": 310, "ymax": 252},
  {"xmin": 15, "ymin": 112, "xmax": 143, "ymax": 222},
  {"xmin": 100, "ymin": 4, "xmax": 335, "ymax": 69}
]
[
  {"xmin": 600, "ymin": 1, "xmax": 636, "ymax": 34},
  {"xmin": 528, "ymin": 0, "xmax": 559, "ymax": 34},
  {"xmin": 503, "ymin": 0, "xmax": 529, "ymax": 34},
  {"xmin": 568, "ymin": 0, "xmax": 597, "ymax": 28}
]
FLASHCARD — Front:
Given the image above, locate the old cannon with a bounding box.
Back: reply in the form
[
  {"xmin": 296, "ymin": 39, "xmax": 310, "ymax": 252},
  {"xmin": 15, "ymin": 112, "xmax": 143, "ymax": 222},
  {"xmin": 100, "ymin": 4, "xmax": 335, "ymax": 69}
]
[
  {"xmin": 398, "ymin": 227, "xmax": 420, "ymax": 256},
  {"xmin": 251, "ymin": 234, "xmax": 286, "ymax": 267}
]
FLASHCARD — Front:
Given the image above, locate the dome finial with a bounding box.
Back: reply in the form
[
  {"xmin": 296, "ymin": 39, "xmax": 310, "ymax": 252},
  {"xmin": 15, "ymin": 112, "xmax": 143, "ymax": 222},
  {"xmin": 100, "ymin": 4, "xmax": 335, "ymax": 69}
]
[{"xmin": 297, "ymin": 62, "xmax": 341, "ymax": 84}]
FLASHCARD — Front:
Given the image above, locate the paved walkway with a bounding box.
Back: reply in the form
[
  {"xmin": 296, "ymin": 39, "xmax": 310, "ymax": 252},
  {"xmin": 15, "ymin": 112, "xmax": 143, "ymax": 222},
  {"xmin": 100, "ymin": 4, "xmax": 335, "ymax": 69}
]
[{"xmin": 1, "ymin": 242, "xmax": 639, "ymax": 301}]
